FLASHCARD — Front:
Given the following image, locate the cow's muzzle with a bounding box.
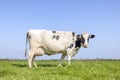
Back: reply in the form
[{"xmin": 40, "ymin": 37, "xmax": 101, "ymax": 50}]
[{"xmin": 83, "ymin": 44, "xmax": 88, "ymax": 48}]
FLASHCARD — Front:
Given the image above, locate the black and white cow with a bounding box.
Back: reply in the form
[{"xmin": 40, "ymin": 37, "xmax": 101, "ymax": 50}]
[{"xmin": 25, "ymin": 29, "xmax": 95, "ymax": 68}]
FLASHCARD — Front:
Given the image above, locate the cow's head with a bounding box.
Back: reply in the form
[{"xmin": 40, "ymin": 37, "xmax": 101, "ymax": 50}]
[
  {"xmin": 76, "ymin": 32, "xmax": 95, "ymax": 48},
  {"xmin": 80, "ymin": 32, "xmax": 95, "ymax": 48}
]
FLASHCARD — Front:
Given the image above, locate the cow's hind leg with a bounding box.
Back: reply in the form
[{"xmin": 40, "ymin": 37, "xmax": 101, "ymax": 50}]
[
  {"xmin": 32, "ymin": 48, "xmax": 45, "ymax": 68},
  {"xmin": 28, "ymin": 51, "xmax": 34, "ymax": 68},
  {"xmin": 32, "ymin": 55, "xmax": 37, "ymax": 68}
]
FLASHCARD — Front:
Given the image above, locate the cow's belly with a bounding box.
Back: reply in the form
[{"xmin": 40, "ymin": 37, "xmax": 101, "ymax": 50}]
[
  {"xmin": 44, "ymin": 51, "xmax": 61, "ymax": 55},
  {"xmin": 43, "ymin": 44, "xmax": 66, "ymax": 55}
]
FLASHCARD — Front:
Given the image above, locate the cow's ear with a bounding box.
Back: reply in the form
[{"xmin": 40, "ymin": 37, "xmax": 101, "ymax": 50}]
[{"xmin": 89, "ymin": 35, "xmax": 95, "ymax": 39}]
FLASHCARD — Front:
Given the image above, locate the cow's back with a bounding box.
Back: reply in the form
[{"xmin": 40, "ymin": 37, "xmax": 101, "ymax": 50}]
[{"xmin": 28, "ymin": 29, "xmax": 75, "ymax": 54}]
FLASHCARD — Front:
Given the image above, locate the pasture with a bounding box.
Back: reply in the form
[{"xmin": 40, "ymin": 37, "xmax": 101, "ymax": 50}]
[{"xmin": 0, "ymin": 60, "xmax": 120, "ymax": 80}]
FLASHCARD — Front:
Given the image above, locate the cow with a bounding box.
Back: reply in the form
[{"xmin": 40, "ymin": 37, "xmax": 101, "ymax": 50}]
[{"xmin": 25, "ymin": 29, "xmax": 95, "ymax": 68}]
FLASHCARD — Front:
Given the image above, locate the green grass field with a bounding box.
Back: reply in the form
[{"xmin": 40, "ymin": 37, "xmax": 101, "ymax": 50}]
[{"xmin": 0, "ymin": 60, "xmax": 120, "ymax": 80}]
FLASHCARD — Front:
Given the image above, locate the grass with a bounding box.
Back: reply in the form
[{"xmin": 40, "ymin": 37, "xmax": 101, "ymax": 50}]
[{"xmin": 0, "ymin": 59, "xmax": 120, "ymax": 80}]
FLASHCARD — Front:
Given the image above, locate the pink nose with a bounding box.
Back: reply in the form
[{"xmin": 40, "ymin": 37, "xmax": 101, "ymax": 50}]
[{"xmin": 83, "ymin": 44, "xmax": 88, "ymax": 48}]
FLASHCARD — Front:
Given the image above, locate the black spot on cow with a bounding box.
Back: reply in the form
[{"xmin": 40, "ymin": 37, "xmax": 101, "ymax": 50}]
[
  {"xmin": 75, "ymin": 40, "xmax": 81, "ymax": 48},
  {"xmin": 52, "ymin": 35, "xmax": 60, "ymax": 40},
  {"xmin": 67, "ymin": 43, "xmax": 74, "ymax": 49},
  {"xmin": 52, "ymin": 35, "xmax": 56, "ymax": 39},
  {"xmin": 52, "ymin": 31, "xmax": 56, "ymax": 33},
  {"xmin": 72, "ymin": 32, "xmax": 75, "ymax": 37},
  {"xmin": 76, "ymin": 34, "xmax": 80, "ymax": 40},
  {"xmin": 56, "ymin": 35, "xmax": 60, "ymax": 40},
  {"xmin": 81, "ymin": 35, "xmax": 85, "ymax": 44},
  {"xmin": 75, "ymin": 34, "xmax": 81, "ymax": 48}
]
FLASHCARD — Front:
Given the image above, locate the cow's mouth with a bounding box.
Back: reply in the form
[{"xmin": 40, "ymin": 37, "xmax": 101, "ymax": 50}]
[{"xmin": 83, "ymin": 46, "xmax": 88, "ymax": 48}]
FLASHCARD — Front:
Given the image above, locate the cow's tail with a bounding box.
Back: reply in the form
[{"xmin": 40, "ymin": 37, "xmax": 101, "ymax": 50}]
[{"xmin": 25, "ymin": 32, "xmax": 29, "ymax": 57}]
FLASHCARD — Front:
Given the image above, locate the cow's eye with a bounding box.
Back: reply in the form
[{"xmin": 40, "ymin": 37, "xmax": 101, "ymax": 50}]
[{"xmin": 88, "ymin": 38, "xmax": 89, "ymax": 42}]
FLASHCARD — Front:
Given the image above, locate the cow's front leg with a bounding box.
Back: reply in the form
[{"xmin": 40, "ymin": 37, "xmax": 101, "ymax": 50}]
[
  {"xmin": 58, "ymin": 54, "xmax": 66, "ymax": 66},
  {"xmin": 67, "ymin": 49, "xmax": 73, "ymax": 65}
]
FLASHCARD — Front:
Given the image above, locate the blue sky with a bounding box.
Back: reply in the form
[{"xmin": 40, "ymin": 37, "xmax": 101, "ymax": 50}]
[{"xmin": 0, "ymin": 0, "xmax": 120, "ymax": 59}]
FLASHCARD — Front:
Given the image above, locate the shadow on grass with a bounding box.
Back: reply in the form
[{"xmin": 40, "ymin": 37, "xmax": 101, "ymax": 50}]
[
  {"xmin": 11, "ymin": 63, "xmax": 59, "ymax": 68},
  {"xmin": 11, "ymin": 63, "xmax": 28, "ymax": 68},
  {"xmin": 37, "ymin": 64, "xmax": 58, "ymax": 67},
  {"xmin": 37, "ymin": 63, "xmax": 67, "ymax": 68}
]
